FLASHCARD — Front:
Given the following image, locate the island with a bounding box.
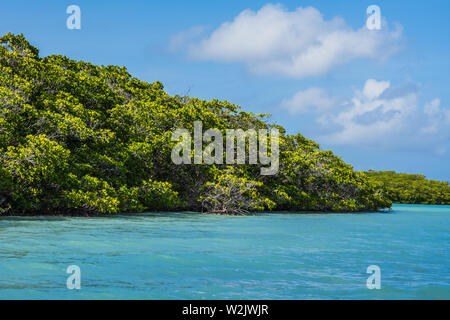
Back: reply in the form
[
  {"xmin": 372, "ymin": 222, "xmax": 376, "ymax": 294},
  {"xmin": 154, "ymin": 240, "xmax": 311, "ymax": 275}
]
[{"xmin": 0, "ymin": 33, "xmax": 448, "ymax": 216}]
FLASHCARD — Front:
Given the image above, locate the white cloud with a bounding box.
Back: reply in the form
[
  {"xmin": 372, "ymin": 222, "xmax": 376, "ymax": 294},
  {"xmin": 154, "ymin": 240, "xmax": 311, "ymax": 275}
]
[
  {"xmin": 421, "ymin": 99, "xmax": 450, "ymax": 136},
  {"xmin": 180, "ymin": 4, "xmax": 402, "ymax": 77},
  {"xmin": 424, "ymin": 98, "xmax": 441, "ymax": 115},
  {"xmin": 281, "ymin": 87, "xmax": 337, "ymax": 114},
  {"xmin": 169, "ymin": 26, "xmax": 207, "ymax": 52},
  {"xmin": 283, "ymin": 79, "xmax": 450, "ymax": 155},
  {"xmin": 362, "ymin": 79, "xmax": 390, "ymax": 100}
]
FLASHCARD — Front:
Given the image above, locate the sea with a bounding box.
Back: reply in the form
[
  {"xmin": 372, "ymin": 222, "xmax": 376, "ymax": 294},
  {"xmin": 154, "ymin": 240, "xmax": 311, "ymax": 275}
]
[{"xmin": 0, "ymin": 204, "xmax": 448, "ymax": 299}]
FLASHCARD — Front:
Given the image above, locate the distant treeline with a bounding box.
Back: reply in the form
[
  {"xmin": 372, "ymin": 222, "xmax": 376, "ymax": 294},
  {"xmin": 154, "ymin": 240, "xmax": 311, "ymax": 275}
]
[{"xmin": 365, "ymin": 171, "xmax": 450, "ymax": 205}]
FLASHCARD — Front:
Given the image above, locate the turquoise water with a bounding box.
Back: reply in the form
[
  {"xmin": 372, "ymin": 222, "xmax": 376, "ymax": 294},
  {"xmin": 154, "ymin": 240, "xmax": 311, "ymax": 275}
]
[{"xmin": 0, "ymin": 204, "xmax": 449, "ymax": 300}]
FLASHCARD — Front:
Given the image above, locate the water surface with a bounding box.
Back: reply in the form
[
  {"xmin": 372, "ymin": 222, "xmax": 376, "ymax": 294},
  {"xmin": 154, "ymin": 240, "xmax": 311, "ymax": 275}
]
[{"xmin": 0, "ymin": 204, "xmax": 449, "ymax": 299}]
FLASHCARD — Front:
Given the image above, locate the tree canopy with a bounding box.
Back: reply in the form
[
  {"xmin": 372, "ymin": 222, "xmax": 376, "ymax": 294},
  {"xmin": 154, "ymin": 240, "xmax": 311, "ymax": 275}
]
[
  {"xmin": 0, "ymin": 33, "xmax": 394, "ymax": 215},
  {"xmin": 365, "ymin": 171, "xmax": 450, "ymax": 205}
]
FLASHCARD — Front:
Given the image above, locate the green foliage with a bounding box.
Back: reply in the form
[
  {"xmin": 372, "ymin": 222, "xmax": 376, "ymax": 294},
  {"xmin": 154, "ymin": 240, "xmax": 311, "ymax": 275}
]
[
  {"xmin": 365, "ymin": 171, "xmax": 450, "ymax": 205},
  {"xmin": 0, "ymin": 134, "xmax": 70, "ymax": 213},
  {"xmin": 137, "ymin": 179, "xmax": 182, "ymax": 211},
  {"xmin": 0, "ymin": 33, "xmax": 393, "ymax": 215},
  {"xmin": 200, "ymin": 167, "xmax": 275, "ymax": 215},
  {"xmin": 64, "ymin": 175, "xmax": 120, "ymax": 214}
]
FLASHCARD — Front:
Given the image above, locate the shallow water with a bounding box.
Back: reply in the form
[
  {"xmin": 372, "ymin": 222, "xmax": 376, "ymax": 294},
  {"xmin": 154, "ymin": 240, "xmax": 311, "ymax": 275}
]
[{"xmin": 0, "ymin": 204, "xmax": 449, "ymax": 299}]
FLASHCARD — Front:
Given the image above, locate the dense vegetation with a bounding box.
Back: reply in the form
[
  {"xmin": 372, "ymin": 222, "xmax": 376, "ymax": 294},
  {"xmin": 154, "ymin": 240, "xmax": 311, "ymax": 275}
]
[
  {"xmin": 365, "ymin": 171, "xmax": 450, "ymax": 205},
  {"xmin": 0, "ymin": 33, "xmax": 393, "ymax": 215}
]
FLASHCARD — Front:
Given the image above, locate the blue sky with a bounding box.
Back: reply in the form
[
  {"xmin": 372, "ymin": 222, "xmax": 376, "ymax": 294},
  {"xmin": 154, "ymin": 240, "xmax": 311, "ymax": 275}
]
[{"xmin": 2, "ymin": 0, "xmax": 449, "ymax": 181}]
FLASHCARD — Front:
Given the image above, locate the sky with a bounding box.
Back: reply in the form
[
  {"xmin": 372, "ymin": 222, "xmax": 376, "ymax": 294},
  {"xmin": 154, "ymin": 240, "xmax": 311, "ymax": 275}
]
[{"xmin": 1, "ymin": 0, "xmax": 449, "ymax": 181}]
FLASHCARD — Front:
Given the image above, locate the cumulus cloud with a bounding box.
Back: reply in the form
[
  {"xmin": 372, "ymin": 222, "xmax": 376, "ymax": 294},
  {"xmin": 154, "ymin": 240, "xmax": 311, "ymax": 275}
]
[
  {"xmin": 169, "ymin": 26, "xmax": 207, "ymax": 52},
  {"xmin": 362, "ymin": 79, "xmax": 390, "ymax": 100},
  {"xmin": 283, "ymin": 79, "xmax": 450, "ymax": 155},
  {"xmin": 179, "ymin": 4, "xmax": 402, "ymax": 77},
  {"xmin": 281, "ymin": 88, "xmax": 337, "ymax": 114}
]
